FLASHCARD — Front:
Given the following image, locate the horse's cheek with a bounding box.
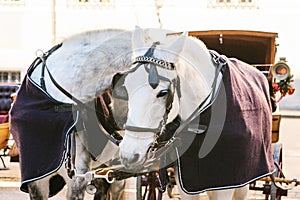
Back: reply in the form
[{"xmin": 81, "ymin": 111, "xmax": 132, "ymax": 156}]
[
  {"xmin": 149, "ymin": 104, "xmax": 165, "ymax": 121},
  {"xmin": 119, "ymin": 136, "xmax": 134, "ymax": 156}
]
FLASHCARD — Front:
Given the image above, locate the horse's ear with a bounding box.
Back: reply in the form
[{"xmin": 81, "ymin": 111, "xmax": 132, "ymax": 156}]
[
  {"xmin": 165, "ymin": 33, "xmax": 187, "ymax": 63},
  {"xmin": 132, "ymin": 26, "xmax": 145, "ymax": 50}
]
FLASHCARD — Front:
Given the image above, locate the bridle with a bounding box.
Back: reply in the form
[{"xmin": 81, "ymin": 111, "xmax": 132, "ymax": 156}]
[
  {"xmin": 115, "ymin": 43, "xmax": 228, "ymax": 179},
  {"xmin": 143, "ymin": 50, "xmax": 227, "ymax": 163},
  {"xmin": 114, "ymin": 43, "xmax": 227, "ymax": 157},
  {"xmin": 32, "ymin": 41, "xmax": 226, "ymax": 173},
  {"xmin": 116, "ymin": 42, "xmax": 181, "ymax": 150}
]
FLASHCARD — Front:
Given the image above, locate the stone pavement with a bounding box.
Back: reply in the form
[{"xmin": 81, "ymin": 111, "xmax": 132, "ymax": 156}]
[
  {"xmin": 1, "ymin": 113, "xmax": 300, "ymax": 199},
  {"xmin": 1, "ymin": 159, "xmax": 299, "ymax": 200}
]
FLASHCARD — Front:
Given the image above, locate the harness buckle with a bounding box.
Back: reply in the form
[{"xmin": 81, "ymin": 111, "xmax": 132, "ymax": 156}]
[
  {"xmin": 209, "ymin": 50, "xmax": 227, "ymax": 67},
  {"xmin": 187, "ymin": 124, "xmax": 207, "ymax": 134}
]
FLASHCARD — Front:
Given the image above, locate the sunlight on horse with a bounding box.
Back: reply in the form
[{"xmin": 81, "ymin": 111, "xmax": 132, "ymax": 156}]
[
  {"xmin": 117, "ymin": 26, "xmax": 269, "ymax": 200},
  {"xmin": 20, "ymin": 29, "xmax": 133, "ymax": 200},
  {"xmin": 11, "ymin": 27, "xmax": 274, "ymax": 200},
  {"xmin": 119, "ymin": 28, "xmax": 214, "ymax": 168}
]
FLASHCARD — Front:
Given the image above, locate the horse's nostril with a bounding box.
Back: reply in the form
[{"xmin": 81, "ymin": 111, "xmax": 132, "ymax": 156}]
[
  {"xmin": 131, "ymin": 154, "xmax": 139, "ymax": 163},
  {"xmin": 123, "ymin": 153, "xmax": 139, "ymax": 165},
  {"xmin": 120, "ymin": 153, "xmax": 141, "ymax": 168}
]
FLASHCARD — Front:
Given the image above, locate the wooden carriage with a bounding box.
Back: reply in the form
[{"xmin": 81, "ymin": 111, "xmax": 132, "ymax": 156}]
[
  {"xmin": 189, "ymin": 30, "xmax": 277, "ymax": 65},
  {"xmin": 189, "ymin": 30, "xmax": 281, "ymax": 142},
  {"xmin": 189, "ymin": 30, "xmax": 287, "ymax": 200},
  {"xmin": 137, "ymin": 30, "xmax": 292, "ymax": 200}
]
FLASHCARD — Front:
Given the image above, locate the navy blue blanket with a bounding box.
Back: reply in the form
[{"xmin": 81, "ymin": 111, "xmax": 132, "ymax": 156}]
[
  {"xmin": 9, "ymin": 69, "xmax": 112, "ymax": 196},
  {"xmin": 10, "ymin": 76, "xmax": 76, "ymax": 195},
  {"xmin": 177, "ymin": 57, "xmax": 274, "ymax": 193}
]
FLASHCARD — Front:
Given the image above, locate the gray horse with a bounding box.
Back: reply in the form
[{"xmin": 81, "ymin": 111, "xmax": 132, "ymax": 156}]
[{"xmin": 10, "ymin": 29, "xmax": 132, "ymax": 200}]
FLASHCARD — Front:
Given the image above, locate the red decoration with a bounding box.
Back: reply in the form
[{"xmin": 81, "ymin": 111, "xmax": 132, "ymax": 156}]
[
  {"xmin": 272, "ymin": 83, "xmax": 280, "ymax": 92},
  {"xmin": 288, "ymin": 87, "xmax": 295, "ymax": 95},
  {"xmin": 271, "ymin": 74, "xmax": 295, "ymax": 103}
]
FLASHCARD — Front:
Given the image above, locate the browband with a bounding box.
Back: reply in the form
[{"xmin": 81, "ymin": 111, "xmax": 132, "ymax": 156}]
[{"xmin": 134, "ymin": 56, "xmax": 175, "ymax": 70}]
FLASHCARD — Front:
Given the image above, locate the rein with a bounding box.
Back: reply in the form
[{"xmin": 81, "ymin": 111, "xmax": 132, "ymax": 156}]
[
  {"xmin": 120, "ymin": 43, "xmax": 227, "ymax": 157},
  {"xmin": 28, "ymin": 44, "xmax": 128, "ymax": 177},
  {"xmin": 149, "ymin": 50, "xmax": 227, "ymax": 155},
  {"xmin": 27, "ymin": 42, "xmax": 227, "ymax": 181},
  {"xmin": 122, "ymin": 42, "xmax": 180, "ymax": 150},
  {"xmin": 116, "ymin": 48, "xmax": 227, "ymax": 187},
  {"xmin": 28, "ymin": 43, "xmax": 123, "ymax": 146}
]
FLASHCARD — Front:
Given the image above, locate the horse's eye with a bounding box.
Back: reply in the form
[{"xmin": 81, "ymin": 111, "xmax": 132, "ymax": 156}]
[{"xmin": 157, "ymin": 89, "xmax": 169, "ymax": 98}]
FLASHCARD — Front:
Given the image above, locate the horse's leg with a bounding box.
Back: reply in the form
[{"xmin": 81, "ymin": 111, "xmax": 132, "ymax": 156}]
[
  {"xmin": 107, "ymin": 180, "xmax": 126, "ymax": 200},
  {"xmin": 173, "ymin": 166, "xmax": 200, "ymax": 200},
  {"xmin": 93, "ymin": 178, "xmax": 110, "ymax": 200},
  {"xmin": 207, "ymin": 190, "xmax": 235, "ymax": 200},
  {"xmin": 232, "ymin": 186, "xmax": 248, "ymax": 200},
  {"xmin": 27, "ymin": 176, "xmax": 51, "ymax": 200},
  {"xmin": 91, "ymin": 174, "xmax": 125, "ymax": 200},
  {"xmin": 173, "ymin": 163, "xmax": 248, "ymax": 200},
  {"xmin": 207, "ymin": 186, "xmax": 248, "ymax": 200},
  {"xmin": 65, "ymin": 133, "xmax": 91, "ymax": 200}
]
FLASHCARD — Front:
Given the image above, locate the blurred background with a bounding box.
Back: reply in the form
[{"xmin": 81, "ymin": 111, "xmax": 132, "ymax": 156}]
[
  {"xmin": 0, "ymin": 2, "xmax": 299, "ymax": 199},
  {"xmin": 0, "ymin": 0, "xmax": 299, "ymax": 109}
]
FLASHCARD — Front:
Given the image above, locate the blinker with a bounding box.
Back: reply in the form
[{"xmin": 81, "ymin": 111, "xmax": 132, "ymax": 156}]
[
  {"xmin": 145, "ymin": 42, "xmax": 160, "ymax": 89},
  {"xmin": 148, "ymin": 64, "xmax": 159, "ymax": 89}
]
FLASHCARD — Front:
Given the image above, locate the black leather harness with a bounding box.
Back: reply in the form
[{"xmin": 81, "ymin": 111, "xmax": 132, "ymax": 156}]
[{"xmin": 28, "ymin": 42, "xmax": 227, "ymax": 184}]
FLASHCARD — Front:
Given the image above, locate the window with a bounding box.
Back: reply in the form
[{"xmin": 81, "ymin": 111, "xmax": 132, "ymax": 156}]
[
  {"xmin": 217, "ymin": 0, "xmax": 231, "ymax": 2},
  {"xmin": 208, "ymin": 0, "xmax": 258, "ymax": 9},
  {"xmin": 67, "ymin": 0, "xmax": 113, "ymax": 8},
  {"xmin": 77, "ymin": 0, "xmax": 110, "ymax": 2},
  {"xmin": 0, "ymin": 71, "xmax": 21, "ymax": 83},
  {"xmin": 0, "ymin": 0, "xmax": 25, "ymax": 6},
  {"xmin": 215, "ymin": 0, "xmax": 232, "ymax": 7}
]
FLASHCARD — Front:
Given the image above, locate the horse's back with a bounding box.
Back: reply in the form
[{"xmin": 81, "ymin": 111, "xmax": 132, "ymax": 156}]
[
  {"xmin": 177, "ymin": 56, "xmax": 274, "ymax": 193},
  {"xmin": 29, "ymin": 29, "xmax": 132, "ymax": 103},
  {"xmin": 225, "ymin": 57, "xmax": 271, "ymax": 113}
]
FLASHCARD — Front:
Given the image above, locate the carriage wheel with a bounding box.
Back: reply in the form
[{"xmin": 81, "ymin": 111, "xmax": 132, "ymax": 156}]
[
  {"xmin": 270, "ymin": 143, "xmax": 284, "ymax": 200},
  {"xmin": 136, "ymin": 173, "xmax": 163, "ymax": 200}
]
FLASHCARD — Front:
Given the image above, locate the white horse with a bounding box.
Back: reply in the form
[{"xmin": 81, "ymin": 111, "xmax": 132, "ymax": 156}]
[
  {"xmin": 14, "ymin": 29, "xmax": 134, "ymax": 200},
  {"xmin": 13, "ymin": 27, "xmax": 271, "ymax": 200},
  {"xmin": 116, "ymin": 27, "xmax": 269, "ymax": 199}
]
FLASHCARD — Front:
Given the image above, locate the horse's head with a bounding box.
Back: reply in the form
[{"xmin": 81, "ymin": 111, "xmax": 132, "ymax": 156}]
[{"xmin": 116, "ymin": 27, "xmax": 186, "ymax": 169}]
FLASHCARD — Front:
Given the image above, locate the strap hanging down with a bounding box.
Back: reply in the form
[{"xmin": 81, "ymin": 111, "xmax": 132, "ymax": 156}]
[
  {"xmin": 154, "ymin": 50, "xmax": 227, "ymax": 154},
  {"xmin": 31, "ymin": 44, "xmax": 122, "ymax": 146},
  {"xmin": 44, "ymin": 61, "xmax": 122, "ymax": 146}
]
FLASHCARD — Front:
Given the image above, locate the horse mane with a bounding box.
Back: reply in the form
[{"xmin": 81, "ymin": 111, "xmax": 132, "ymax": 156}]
[
  {"xmin": 30, "ymin": 28, "xmax": 215, "ymax": 108},
  {"xmin": 30, "ymin": 29, "xmax": 133, "ymax": 103},
  {"xmin": 169, "ymin": 36, "xmax": 216, "ymax": 120},
  {"xmin": 62, "ymin": 29, "xmax": 129, "ymax": 47}
]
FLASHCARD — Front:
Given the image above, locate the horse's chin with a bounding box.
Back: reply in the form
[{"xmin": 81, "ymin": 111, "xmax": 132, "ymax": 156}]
[
  {"xmin": 119, "ymin": 131, "xmax": 155, "ymax": 172},
  {"xmin": 121, "ymin": 160, "xmax": 146, "ymax": 173}
]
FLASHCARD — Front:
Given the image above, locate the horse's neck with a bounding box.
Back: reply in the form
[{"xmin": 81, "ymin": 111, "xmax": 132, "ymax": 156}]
[
  {"xmin": 178, "ymin": 74, "xmax": 212, "ymax": 120},
  {"xmin": 29, "ymin": 29, "xmax": 132, "ymax": 103},
  {"xmin": 177, "ymin": 40, "xmax": 216, "ymax": 120}
]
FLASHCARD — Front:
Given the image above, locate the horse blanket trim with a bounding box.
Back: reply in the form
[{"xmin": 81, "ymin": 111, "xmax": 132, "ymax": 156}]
[
  {"xmin": 175, "ymin": 56, "xmax": 275, "ymax": 194},
  {"xmin": 176, "ymin": 148, "xmax": 275, "ymax": 194},
  {"xmin": 10, "ymin": 74, "xmax": 79, "ymax": 196}
]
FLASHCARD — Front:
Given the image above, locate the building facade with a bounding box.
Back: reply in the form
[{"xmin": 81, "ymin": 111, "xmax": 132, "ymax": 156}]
[{"xmin": 0, "ymin": 0, "xmax": 299, "ymax": 83}]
